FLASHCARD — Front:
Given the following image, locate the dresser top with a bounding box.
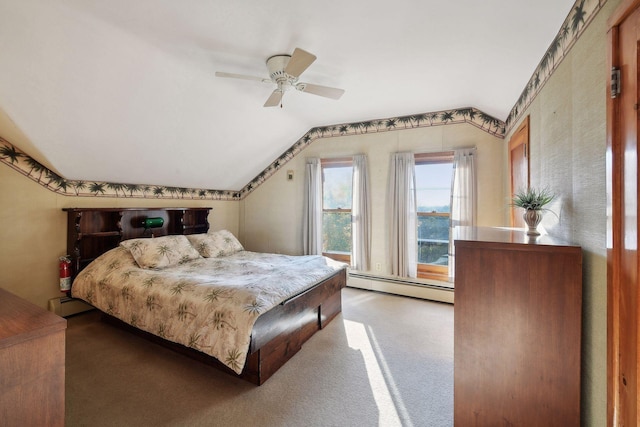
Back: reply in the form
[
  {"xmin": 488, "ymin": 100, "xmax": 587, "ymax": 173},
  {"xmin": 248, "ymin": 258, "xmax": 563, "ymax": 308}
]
[
  {"xmin": 454, "ymin": 226, "xmax": 581, "ymax": 250},
  {"xmin": 0, "ymin": 288, "xmax": 67, "ymax": 349}
]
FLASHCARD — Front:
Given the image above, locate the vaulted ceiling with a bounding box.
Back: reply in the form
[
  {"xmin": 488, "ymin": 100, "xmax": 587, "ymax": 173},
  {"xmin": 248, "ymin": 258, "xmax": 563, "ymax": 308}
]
[{"xmin": 0, "ymin": 0, "xmax": 576, "ymax": 192}]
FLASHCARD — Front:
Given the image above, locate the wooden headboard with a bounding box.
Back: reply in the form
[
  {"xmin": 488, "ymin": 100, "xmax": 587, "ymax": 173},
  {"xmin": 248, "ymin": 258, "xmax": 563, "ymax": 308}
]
[{"xmin": 64, "ymin": 207, "xmax": 211, "ymax": 279}]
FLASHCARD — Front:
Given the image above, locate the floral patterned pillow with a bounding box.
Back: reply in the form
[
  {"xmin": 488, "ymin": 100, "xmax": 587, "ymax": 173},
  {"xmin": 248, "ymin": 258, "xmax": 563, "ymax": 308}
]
[
  {"xmin": 120, "ymin": 235, "xmax": 202, "ymax": 269},
  {"xmin": 186, "ymin": 230, "xmax": 244, "ymax": 258}
]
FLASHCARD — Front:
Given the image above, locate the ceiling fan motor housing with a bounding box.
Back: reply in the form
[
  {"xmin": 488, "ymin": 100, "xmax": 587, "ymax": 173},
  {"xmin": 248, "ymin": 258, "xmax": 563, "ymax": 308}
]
[{"xmin": 266, "ymin": 55, "xmax": 296, "ymax": 91}]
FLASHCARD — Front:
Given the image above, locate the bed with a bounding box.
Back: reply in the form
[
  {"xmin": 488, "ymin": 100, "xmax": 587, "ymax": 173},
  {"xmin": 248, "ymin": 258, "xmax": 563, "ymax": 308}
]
[{"xmin": 65, "ymin": 207, "xmax": 347, "ymax": 385}]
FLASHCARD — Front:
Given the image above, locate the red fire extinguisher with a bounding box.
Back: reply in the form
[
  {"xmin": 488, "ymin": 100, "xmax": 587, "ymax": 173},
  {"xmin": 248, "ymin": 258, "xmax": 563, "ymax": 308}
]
[{"xmin": 59, "ymin": 256, "xmax": 72, "ymax": 292}]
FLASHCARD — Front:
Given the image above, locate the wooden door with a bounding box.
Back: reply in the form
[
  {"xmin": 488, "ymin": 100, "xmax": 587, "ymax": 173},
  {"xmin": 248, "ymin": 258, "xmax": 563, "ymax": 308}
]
[
  {"xmin": 509, "ymin": 116, "xmax": 530, "ymax": 228},
  {"xmin": 607, "ymin": 1, "xmax": 640, "ymax": 425}
]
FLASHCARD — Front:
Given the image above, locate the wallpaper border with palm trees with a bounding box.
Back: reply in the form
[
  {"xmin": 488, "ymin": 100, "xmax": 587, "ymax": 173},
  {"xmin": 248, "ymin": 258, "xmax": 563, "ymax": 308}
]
[
  {"xmin": 505, "ymin": 0, "xmax": 605, "ymax": 132},
  {"xmin": 0, "ymin": 107, "xmax": 503, "ymax": 200},
  {"xmin": 0, "ymin": 136, "xmax": 239, "ymax": 200},
  {"xmin": 0, "ymin": 0, "xmax": 605, "ymax": 201},
  {"xmin": 237, "ymin": 107, "xmax": 504, "ymax": 198}
]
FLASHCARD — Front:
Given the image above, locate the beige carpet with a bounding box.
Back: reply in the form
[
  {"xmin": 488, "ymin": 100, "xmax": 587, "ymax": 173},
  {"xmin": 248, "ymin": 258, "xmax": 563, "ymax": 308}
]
[{"xmin": 65, "ymin": 287, "xmax": 453, "ymax": 427}]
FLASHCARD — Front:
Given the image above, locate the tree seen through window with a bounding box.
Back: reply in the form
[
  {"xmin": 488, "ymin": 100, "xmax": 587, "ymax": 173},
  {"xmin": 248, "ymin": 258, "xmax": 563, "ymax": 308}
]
[{"xmin": 322, "ymin": 163, "xmax": 352, "ymax": 255}]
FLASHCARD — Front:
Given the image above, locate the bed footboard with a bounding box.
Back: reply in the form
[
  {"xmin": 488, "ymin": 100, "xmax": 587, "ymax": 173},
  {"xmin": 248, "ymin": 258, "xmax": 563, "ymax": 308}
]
[
  {"xmin": 101, "ymin": 268, "xmax": 346, "ymax": 385},
  {"xmin": 244, "ymin": 268, "xmax": 346, "ymax": 384}
]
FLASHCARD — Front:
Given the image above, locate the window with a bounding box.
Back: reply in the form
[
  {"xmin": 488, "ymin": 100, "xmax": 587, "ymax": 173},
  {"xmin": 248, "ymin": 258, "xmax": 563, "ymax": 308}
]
[
  {"xmin": 415, "ymin": 152, "xmax": 454, "ymax": 279},
  {"xmin": 321, "ymin": 158, "xmax": 353, "ymax": 262}
]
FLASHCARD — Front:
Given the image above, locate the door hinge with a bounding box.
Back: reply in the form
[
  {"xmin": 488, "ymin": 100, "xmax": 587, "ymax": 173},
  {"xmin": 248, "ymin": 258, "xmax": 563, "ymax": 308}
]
[
  {"xmin": 523, "ymin": 143, "xmax": 527, "ymax": 158},
  {"xmin": 611, "ymin": 67, "xmax": 621, "ymax": 98}
]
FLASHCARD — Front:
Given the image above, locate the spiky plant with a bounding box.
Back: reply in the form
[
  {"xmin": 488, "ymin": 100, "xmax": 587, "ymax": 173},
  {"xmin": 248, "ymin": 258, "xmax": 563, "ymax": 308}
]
[{"xmin": 511, "ymin": 187, "xmax": 555, "ymax": 211}]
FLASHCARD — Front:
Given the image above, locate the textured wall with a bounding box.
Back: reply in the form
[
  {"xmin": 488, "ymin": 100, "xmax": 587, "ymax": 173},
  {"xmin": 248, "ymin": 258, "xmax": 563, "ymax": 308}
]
[{"xmin": 503, "ymin": 1, "xmax": 619, "ymax": 424}]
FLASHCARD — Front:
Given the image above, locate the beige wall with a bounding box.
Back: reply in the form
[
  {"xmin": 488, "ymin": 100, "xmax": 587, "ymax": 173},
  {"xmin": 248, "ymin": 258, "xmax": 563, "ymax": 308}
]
[
  {"xmin": 503, "ymin": 1, "xmax": 619, "ymax": 424},
  {"xmin": 0, "ymin": 164, "xmax": 240, "ymax": 309},
  {"xmin": 240, "ymin": 122, "xmax": 505, "ymax": 274}
]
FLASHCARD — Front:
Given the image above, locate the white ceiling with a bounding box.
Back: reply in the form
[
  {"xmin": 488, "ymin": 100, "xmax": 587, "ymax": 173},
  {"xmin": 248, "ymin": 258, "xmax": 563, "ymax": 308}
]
[{"xmin": 0, "ymin": 0, "xmax": 575, "ymax": 191}]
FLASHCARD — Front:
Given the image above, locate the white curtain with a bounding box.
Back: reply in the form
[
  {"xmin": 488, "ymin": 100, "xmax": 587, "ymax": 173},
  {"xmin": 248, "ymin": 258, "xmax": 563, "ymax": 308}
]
[
  {"xmin": 351, "ymin": 154, "xmax": 371, "ymax": 270},
  {"xmin": 303, "ymin": 158, "xmax": 322, "ymax": 255},
  {"xmin": 388, "ymin": 152, "xmax": 417, "ymax": 278},
  {"xmin": 449, "ymin": 148, "xmax": 477, "ymax": 278}
]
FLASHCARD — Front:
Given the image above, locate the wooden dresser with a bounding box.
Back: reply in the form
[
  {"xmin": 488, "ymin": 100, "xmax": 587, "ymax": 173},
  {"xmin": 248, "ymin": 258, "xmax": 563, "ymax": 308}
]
[
  {"xmin": 0, "ymin": 288, "xmax": 67, "ymax": 427},
  {"xmin": 453, "ymin": 227, "xmax": 582, "ymax": 426}
]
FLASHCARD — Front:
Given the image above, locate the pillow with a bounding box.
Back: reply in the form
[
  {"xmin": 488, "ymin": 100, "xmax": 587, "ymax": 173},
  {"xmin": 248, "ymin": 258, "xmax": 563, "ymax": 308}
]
[
  {"xmin": 120, "ymin": 235, "xmax": 201, "ymax": 269},
  {"xmin": 186, "ymin": 230, "xmax": 244, "ymax": 258}
]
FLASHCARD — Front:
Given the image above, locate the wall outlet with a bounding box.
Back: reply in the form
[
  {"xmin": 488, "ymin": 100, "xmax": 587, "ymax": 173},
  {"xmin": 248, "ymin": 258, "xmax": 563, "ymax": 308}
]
[
  {"xmin": 375, "ymin": 262, "xmax": 381, "ymax": 271},
  {"xmin": 287, "ymin": 170, "xmax": 294, "ymax": 181}
]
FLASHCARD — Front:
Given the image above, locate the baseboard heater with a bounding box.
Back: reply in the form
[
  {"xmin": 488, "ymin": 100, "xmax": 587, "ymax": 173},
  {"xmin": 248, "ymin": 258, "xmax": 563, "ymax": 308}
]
[
  {"xmin": 348, "ymin": 272, "xmax": 454, "ymax": 292},
  {"xmin": 48, "ymin": 296, "xmax": 94, "ymax": 317}
]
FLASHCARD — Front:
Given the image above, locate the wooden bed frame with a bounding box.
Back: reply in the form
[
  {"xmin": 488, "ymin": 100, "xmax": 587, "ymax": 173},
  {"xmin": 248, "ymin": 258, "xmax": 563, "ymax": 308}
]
[{"xmin": 64, "ymin": 207, "xmax": 347, "ymax": 385}]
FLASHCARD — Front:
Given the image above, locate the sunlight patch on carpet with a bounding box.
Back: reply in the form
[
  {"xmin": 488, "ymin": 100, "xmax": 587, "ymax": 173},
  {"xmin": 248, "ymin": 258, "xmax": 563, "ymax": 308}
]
[{"xmin": 345, "ymin": 319, "xmax": 406, "ymax": 427}]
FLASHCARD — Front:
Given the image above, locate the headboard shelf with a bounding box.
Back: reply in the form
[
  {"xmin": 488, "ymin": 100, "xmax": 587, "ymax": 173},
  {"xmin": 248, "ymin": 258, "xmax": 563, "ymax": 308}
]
[
  {"xmin": 78, "ymin": 231, "xmax": 122, "ymax": 238},
  {"xmin": 183, "ymin": 224, "xmax": 208, "ymax": 231},
  {"xmin": 64, "ymin": 207, "xmax": 211, "ymax": 281}
]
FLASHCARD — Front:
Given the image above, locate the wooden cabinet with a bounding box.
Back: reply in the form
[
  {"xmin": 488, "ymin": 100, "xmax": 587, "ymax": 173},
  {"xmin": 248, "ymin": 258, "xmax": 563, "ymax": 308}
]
[
  {"xmin": 64, "ymin": 207, "xmax": 211, "ymax": 279},
  {"xmin": 454, "ymin": 227, "xmax": 582, "ymax": 426},
  {"xmin": 0, "ymin": 288, "xmax": 67, "ymax": 427}
]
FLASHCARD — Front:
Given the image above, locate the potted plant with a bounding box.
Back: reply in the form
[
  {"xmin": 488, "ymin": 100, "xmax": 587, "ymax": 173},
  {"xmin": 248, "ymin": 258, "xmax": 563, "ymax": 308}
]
[{"xmin": 511, "ymin": 186, "xmax": 555, "ymax": 236}]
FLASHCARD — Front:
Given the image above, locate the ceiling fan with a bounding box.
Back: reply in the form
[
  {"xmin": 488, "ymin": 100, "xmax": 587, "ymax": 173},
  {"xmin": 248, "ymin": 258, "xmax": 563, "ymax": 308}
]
[{"xmin": 215, "ymin": 48, "xmax": 345, "ymax": 107}]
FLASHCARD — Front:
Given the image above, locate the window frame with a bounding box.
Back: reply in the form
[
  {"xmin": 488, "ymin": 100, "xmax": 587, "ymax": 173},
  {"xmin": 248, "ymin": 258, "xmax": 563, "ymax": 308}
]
[
  {"xmin": 320, "ymin": 157, "xmax": 353, "ymax": 263},
  {"xmin": 414, "ymin": 151, "xmax": 454, "ymax": 280}
]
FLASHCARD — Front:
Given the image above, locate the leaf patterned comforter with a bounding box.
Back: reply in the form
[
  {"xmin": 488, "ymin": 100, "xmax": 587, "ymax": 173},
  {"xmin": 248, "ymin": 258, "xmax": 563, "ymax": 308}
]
[{"xmin": 72, "ymin": 247, "xmax": 346, "ymax": 373}]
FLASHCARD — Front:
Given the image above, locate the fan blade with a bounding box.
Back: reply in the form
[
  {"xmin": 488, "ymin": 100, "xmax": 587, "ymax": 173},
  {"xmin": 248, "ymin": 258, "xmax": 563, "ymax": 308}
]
[
  {"xmin": 297, "ymin": 83, "xmax": 345, "ymax": 100},
  {"xmin": 215, "ymin": 71, "xmax": 271, "ymax": 83},
  {"xmin": 284, "ymin": 48, "xmax": 316, "ymax": 78},
  {"xmin": 264, "ymin": 90, "xmax": 283, "ymax": 107}
]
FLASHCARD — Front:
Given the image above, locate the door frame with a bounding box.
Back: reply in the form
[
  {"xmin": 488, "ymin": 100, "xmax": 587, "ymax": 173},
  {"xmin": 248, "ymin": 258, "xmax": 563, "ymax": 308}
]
[
  {"xmin": 607, "ymin": 0, "xmax": 640, "ymax": 424},
  {"xmin": 508, "ymin": 115, "xmax": 530, "ymax": 227}
]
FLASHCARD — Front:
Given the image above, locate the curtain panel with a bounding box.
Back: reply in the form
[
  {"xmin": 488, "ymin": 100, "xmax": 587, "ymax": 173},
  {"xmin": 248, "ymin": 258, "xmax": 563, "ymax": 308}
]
[
  {"xmin": 351, "ymin": 154, "xmax": 371, "ymax": 270},
  {"xmin": 388, "ymin": 152, "xmax": 417, "ymax": 278},
  {"xmin": 449, "ymin": 148, "xmax": 477, "ymax": 277},
  {"xmin": 303, "ymin": 158, "xmax": 322, "ymax": 255}
]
